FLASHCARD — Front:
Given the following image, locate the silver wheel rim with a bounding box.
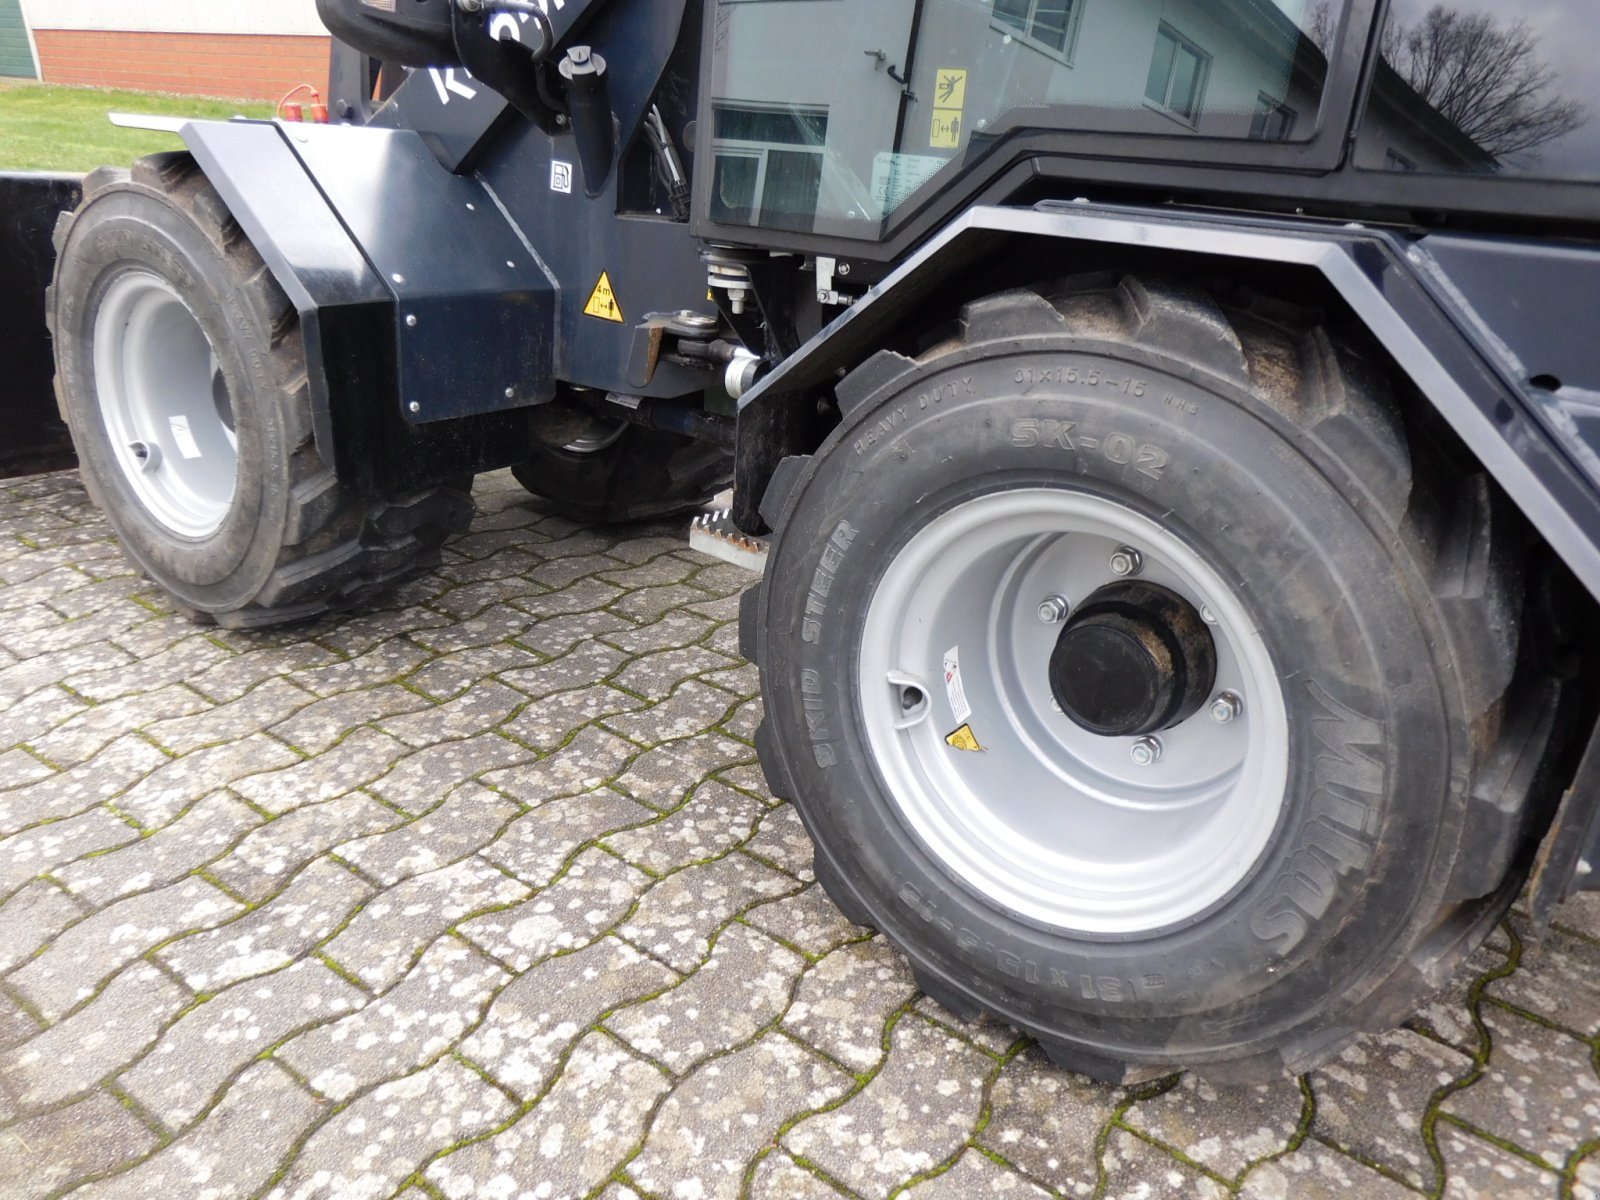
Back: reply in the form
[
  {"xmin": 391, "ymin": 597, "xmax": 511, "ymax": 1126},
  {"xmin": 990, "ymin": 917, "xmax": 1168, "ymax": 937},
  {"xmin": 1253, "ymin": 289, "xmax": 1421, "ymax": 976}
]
[
  {"xmin": 858, "ymin": 488, "xmax": 1289, "ymax": 934},
  {"xmin": 93, "ymin": 271, "xmax": 238, "ymax": 538},
  {"xmin": 564, "ymin": 420, "xmax": 628, "ymax": 454}
]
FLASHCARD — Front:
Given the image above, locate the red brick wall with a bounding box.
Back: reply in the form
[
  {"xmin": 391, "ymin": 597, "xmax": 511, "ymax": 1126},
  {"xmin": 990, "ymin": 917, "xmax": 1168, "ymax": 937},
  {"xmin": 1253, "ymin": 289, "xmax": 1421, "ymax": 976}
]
[{"xmin": 35, "ymin": 30, "xmax": 332, "ymax": 102}]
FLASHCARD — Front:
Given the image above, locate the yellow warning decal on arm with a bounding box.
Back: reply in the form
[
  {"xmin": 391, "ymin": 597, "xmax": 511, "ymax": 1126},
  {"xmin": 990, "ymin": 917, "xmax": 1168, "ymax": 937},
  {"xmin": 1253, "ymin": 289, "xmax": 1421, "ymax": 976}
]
[
  {"xmin": 945, "ymin": 724, "xmax": 983, "ymax": 752},
  {"xmin": 584, "ymin": 272, "xmax": 624, "ymax": 322}
]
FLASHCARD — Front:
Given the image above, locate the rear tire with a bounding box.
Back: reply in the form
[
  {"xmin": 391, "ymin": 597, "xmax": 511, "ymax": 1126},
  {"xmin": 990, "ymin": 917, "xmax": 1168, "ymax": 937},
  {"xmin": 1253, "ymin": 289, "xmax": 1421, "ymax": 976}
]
[
  {"xmin": 743, "ymin": 276, "xmax": 1556, "ymax": 1079},
  {"xmin": 50, "ymin": 153, "xmax": 473, "ymax": 629},
  {"xmin": 511, "ymin": 407, "xmax": 731, "ymax": 524}
]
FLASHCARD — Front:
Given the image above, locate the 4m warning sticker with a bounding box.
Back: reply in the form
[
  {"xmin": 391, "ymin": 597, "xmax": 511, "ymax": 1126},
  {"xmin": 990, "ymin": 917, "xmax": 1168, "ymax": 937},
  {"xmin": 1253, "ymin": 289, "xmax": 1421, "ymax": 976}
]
[
  {"xmin": 945, "ymin": 724, "xmax": 983, "ymax": 752},
  {"xmin": 584, "ymin": 272, "xmax": 624, "ymax": 322}
]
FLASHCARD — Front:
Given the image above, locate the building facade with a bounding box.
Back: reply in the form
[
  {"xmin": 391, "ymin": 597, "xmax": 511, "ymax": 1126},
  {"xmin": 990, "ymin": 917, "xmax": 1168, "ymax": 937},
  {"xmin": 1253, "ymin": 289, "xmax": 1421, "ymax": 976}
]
[{"xmin": 21, "ymin": 0, "xmax": 331, "ymax": 100}]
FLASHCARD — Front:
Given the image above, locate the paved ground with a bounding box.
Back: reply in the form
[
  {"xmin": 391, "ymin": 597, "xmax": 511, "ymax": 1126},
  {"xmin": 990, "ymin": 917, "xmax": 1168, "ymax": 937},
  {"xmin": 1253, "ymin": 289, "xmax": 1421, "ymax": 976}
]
[{"xmin": 0, "ymin": 467, "xmax": 1597, "ymax": 1200}]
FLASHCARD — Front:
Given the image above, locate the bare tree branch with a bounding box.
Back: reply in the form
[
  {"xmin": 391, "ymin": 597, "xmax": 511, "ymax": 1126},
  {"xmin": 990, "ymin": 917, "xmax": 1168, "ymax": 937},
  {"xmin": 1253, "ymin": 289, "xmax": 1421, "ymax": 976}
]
[{"xmin": 1384, "ymin": 4, "xmax": 1585, "ymax": 159}]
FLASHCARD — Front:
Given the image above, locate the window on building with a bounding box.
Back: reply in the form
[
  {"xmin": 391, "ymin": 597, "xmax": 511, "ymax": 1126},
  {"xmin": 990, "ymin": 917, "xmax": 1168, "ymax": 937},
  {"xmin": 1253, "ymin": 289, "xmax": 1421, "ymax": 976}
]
[
  {"xmin": 1144, "ymin": 24, "xmax": 1209, "ymax": 123},
  {"xmin": 710, "ymin": 103, "xmax": 829, "ymax": 233},
  {"xmin": 1250, "ymin": 94, "xmax": 1298, "ymax": 141},
  {"xmin": 992, "ymin": 0, "xmax": 1079, "ymax": 57}
]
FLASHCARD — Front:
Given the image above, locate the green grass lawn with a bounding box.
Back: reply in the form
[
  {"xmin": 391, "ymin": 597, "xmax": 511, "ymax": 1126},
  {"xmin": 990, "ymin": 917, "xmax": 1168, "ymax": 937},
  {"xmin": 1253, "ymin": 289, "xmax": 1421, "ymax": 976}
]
[{"xmin": 0, "ymin": 83, "xmax": 275, "ymax": 173}]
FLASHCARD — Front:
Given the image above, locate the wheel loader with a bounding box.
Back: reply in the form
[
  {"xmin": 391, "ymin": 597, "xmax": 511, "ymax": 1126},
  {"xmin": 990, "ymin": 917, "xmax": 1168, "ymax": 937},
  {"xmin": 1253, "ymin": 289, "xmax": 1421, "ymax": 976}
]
[{"xmin": 11, "ymin": 0, "xmax": 1600, "ymax": 1081}]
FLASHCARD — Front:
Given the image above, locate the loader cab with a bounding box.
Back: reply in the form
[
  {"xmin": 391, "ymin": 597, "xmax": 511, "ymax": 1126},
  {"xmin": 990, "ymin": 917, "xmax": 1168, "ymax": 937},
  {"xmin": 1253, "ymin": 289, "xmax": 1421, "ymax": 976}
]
[{"xmin": 695, "ymin": 0, "xmax": 1600, "ymax": 253}]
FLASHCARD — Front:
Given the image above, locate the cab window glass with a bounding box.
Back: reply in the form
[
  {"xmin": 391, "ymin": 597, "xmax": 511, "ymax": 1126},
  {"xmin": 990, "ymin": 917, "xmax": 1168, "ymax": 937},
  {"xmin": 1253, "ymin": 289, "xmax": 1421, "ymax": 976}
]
[
  {"xmin": 1355, "ymin": 0, "xmax": 1598, "ymax": 180},
  {"xmin": 709, "ymin": 0, "xmax": 1346, "ymax": 239}
]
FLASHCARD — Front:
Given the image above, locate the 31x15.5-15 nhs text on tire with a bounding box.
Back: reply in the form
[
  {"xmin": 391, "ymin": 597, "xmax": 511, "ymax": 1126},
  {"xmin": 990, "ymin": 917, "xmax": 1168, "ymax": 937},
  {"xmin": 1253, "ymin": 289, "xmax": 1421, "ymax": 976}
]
[{"xmin": 741, "ymin": 275, "xmax": 1560, "ymax": 1080}]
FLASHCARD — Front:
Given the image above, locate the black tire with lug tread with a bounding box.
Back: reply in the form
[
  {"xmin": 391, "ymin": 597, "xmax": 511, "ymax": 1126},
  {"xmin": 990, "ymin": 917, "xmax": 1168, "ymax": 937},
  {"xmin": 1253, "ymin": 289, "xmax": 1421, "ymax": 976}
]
[
  {"xmin": 742, "ymin": 275, "xmax": 1555, "ymax": 1081},
  {"xmin": 511, "ymin": 423, "xmax": 732, "ymax": 524},
  {"xmin": 49, "ymin": 153, "xmax": 473, "ymax": 629}
]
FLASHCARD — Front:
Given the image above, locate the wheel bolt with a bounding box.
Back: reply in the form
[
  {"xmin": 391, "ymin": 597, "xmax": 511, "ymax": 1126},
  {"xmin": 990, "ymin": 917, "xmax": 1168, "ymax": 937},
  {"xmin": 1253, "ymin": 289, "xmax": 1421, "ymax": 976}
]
[
  {"xmin": 1110, "ymin": 546, "xmax": 1143, "ymax": 577},
  {"xmin": 1130, "ymin": 736, "xmax": 1162, "ymax": 766},
  {"xmin": 1201, "ymin": 604, "xmax": 1219, "ymax": 625},
  {"xmin": 1037, "ymin": 594, "xmax": 1070, "ymax": 624},
  {"xmin": 1210, "ymin": 691, "xmax": 1243, "ymax": 724}
]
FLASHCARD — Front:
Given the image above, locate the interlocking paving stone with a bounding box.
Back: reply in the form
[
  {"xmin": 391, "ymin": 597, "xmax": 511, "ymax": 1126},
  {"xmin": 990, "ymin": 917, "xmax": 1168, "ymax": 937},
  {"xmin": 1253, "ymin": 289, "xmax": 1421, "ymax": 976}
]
[
  {"xmin": 785, "ymin": 1015, "xmax": 993, "ymax": 1198},
  {"xmin": 1237, "ymin": 1139, "xmax": 1419, "ymax": 1199},
  {"xmin": 7, "ymin": 470, "xmax": 1600, "ymax": 1200},
  {"xmin": 29, "ymin": 682, "xmax": 210, "ymax": 767},
  {"xmin": 210, "ymin": 792, "xmax": 407, "ymax": 902},
  {"xmin": 611, "ymin": 732, "xmax": 756, "ymax": 811},
  {"xmin": 900, "ymin": 1150, "xmax": 1056, "ymax": 1198},
  {"xmin": 366, "ymin": 733, "xmax": 536, "ymax": 813},
  {"xmin": 231, "ymin": 728, "xmax": 412, "ymax": 815},
  {"xmin": 606, "ymin": 923, "xmax": 805, "ymax": 1074},
  {"xmin": 54, "ymin": 790, "xmax": 260, "ymax": 904},
  {"xmin": 746, "ymin": 1152, "xmax": 855, "ymax": 1200},
  {"xmin": 1100, "ymin": 1129, "xmax": 1227, "ymax": 1199},
  {"xmin": 115, "ymin": 735, "xmax": 300, "ymax": 828},
  {"xmin": 460, "ymin": 846, "xmax": 648, "ymax": 971},
  {"xmin": 619, "ymin": 851, "xmax": 798, "ymax": 972},
  {"xmin": 278, "ymin": 937, "xmax": 508, "ymax": 1101},
  {"xmin": 160, "ymin": 858, "xmax": 373, "ymax": 993},
  {"xmin": 321, "ymin": 856, "xmax": 530, "ymax": 991},
  {"xmin": 0, "ymin": 962, "xmax": 189, "ymax": 1118},
  {"xmin": 500, "ymin": 683, "xmax": 647, "ymax": 751},
  {"xmin": 1125, "ymin": 1069, "xmax": 1306, "ymax": 1181},
  {"xmin": 1438, "ymin": 1121, "xmax": 1561, "ymax": 1198},
  {"xmin": 0, "ymin": 735, "xmax": 168, "ymax": 836},
  {"xmin": 334, "ymin": 781, "xmax": 521, "ymax": 887},
  {"xmin": 1486, "ymin": 925, "xmax": 1600, "ymax": 1036},
  {"xmin": 478, "ymin": 791, "xmax": 654, "ymax": 890},
  {"xmin": 11, "ymin": 876, "xmax": 241, "ymax": 1020},
  {"xmin": 427, "ymin": 1031, "xmax": 669, "ymax": 1200},
  {"xmin": 603, "ymin": 779, "xmax": 766, "ymax": 874},
  {"xmin": 601, "ymin": 679, "xmax": 738, "ymax": 746},
  {"xmin": 0, "ymin": 1088, "xmax": 157, "ymax": 1200},
  {"xmin": 0, "ymin": 880, "xmax": 84, "ymax": 974},
  {"xmin": 1310, "ymin": 1026, "xmax": 1475, "ymax": 1188},
  {"xmin": 120, "ymin": 959, "xmax": 366, "ymax": 1130},
  {"xmin": 484, "ymin": 724, "xmax": 637, "ymax": 806},
  {"xmin": 976, "ymin": 1043, "xmax": 1124, "ymax": 1196},
  {"xmin": 0, "ymin": 805, "xmax": 139, "ymax": 898},
  {"xmin": 378, "ymin": 680, "xmax": 526, "ymax": 748},
  {"xmin": 630, "ymin": 1031, "xmax": 853, "ymax": 1200},
  {"xmin": 269, "ymin": 684, "xmax": 433, "ymax": 756},
  {"xmin": 1439, "ymin": 1002, "xmax": 1600, "ymax": 1166},
  {"xmin": 782, "ymin": 939, "xmax": 920, "ymax": 1073},
  {"xmin": 462, "ymin": 936, "xmax": 678, "ymax": 1100},
  {"xmin": 142, "ymin": 677, "xmax": 312, "ymax": 755},
  {"xmin": 263, "ymin": 1056, "xmax": 515, "ymax": 1200},
  {"xmin": 745, "ymin": 884, "xmax": 871, "ymax": 958},
  {"xmin": 72, "ymin": 1062, "xmax": 322, "ymax": 1200}
]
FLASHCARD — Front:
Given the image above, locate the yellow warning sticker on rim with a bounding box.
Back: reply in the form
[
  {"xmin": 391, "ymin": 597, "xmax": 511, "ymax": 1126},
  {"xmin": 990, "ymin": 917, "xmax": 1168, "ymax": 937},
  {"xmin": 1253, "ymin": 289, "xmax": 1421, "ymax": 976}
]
[
  {"xmin": 945, "ymin": 724, "xmax": 983, "ymax": 752},
  {"xmin": 584, "ymin": 272, "xmax": 624, "ymax": 322}
]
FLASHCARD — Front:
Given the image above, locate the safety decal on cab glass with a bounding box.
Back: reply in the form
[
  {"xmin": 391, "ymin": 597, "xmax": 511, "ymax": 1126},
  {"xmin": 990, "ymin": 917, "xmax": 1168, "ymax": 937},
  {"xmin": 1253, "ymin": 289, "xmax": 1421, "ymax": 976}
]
[
  {"xmin": 945, "ymin": 723, "xmax": 983, "ymax": 752},
  {"xmin": 584, "ymin": 272, "xmax": 624, "ymax": 323},
  {"xmin": 930, "ymin": 68, "xmax": 967, "ymax": 149},
  {"xmin": 943, "ymin": 646, "xmax": 972, "ymax": 725}
]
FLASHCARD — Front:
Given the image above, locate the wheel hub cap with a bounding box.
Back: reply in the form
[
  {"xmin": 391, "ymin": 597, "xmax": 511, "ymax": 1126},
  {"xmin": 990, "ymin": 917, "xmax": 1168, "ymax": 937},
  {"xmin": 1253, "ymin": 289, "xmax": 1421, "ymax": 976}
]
[{"xmin": 1049, "ymin": 582, "xmax": 1217, "ymax": 737}]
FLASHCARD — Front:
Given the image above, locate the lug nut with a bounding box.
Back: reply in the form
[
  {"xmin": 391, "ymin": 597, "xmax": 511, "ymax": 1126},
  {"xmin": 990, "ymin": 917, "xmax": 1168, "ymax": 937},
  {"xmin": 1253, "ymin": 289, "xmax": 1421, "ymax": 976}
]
[
  {"xmin": 1130, "ymin": 736, "xmax": 1163, "ymax": 766},
  {"xmin": 1200, "ymin": 604, "xmax": 1219, "ymax": 625},
  {"xmin": 1037, "ymin": 594, "xmax": 1070, "ymax": 624},
  {"xmin": 1110, "ymin": 546, "xmax": 1143, "ymax": 577},
  {"xmin": 1210, "ymin": 691, "xmax": 1243, "ymax": 724}
]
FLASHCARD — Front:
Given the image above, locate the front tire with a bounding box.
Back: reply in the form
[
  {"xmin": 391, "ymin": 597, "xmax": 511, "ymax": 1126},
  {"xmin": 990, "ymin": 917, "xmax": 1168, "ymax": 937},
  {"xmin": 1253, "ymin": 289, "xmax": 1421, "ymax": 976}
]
[
  {"xmin": 50, "ymin": 153, "xmax": 473, "ymax": 628},
  {"xmin": 743, "ymin": 277, "xmax": 1548, "ymax": 1079}
]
